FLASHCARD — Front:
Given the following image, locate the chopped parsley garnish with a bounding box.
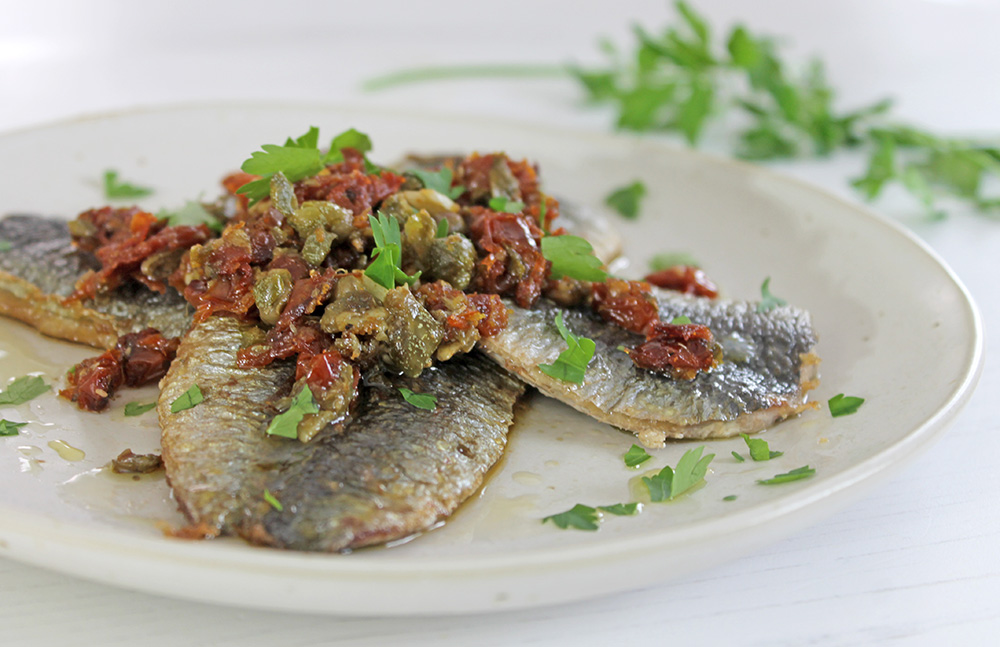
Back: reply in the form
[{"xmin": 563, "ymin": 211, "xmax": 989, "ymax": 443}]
[
  {"xmin": 757, "ymin": 465, "xmax": 816, "ymax": 485},
  {"xmin": 103, "ymin": 170, "xmax": 153, "ymax": 199},
  {"xmin": 266, "ymin": 387, "xmax": 318, "ymax": 439},
  {"xmin": 398, "ymin": 387, "xmax": 438, "ymax": 411},
  {"xmin": 238, "ymin": 127, "xmax": 377, "ymax": 204},
  {"xmin": 649, "ymin": 252, "xmax": 700, "ymax": 271},
  {"xmin": 0, "ymin": 419, "xmax": 28, "ymax": 436},
  {"xmin": 435, "ymin": 218, "xmax": 450, "ymax": 238},
  {"xmin": 124, "ymin": 401, "xmax": 157, "ymax": 417},
  {"xmin": 543, "ymin": 504, "xmax": 600, "ymax": 531},
  {"xmin": 0, "ymin": 240, "xmax": 11, "ymax": 252},
  {"xmin": 723, "ymin": 495, "xmax": 738, "ymax": 501},
  {"xmin": 263, "ymin": 489, "xmax": 284, "ymax": 512},
  {"xmin": 624, "ymin": 443, "xmax": 653, "ymax": 468},
  {"xmin": 169, "ymin": 384, "xmax": 204, "ymax": 413},
  {"xmin": 828, "ymin": 393, "xmax": 865, "ymax": 417},
  {"xmin": 537, "ymin": 312, "xmax": 596, "ymax": 384},
  {"xmin": 642, "ymin": 445, "xmax": 715, "ymax": 502},
  {"xmin": 541, "ymin": 234, "xmax": 608, "ymax": 282},
  {"xmin": 741, "ymin": 433, "xmax": 783, "ymax": 461},
  {"xmin": 364, "ymin": 212, "xmax": 421, "ymax": 289},
  {"xmin": 731, "ymin": 451, "xmax": 745, "ymax": 462},
  {"xmin": 670, "ymin": 315, "xmax": 692, "ymax": 325},
  {"xmin": 0, "ymin": 375, "xmax": 50, "ymax": 406},
  {"xmin": 604, "ymin": 181, "xmax": 646, "ymax": 219},
  {"xmin": 756, "ymin": 277, "xmax": 787, "ymax": 312},
  {"xmin": 599, "ymin": 502, "xmax": 641, "ymax": 516},
  {"xmin": 410, "ymin": 167, "xmax": 465, "ymax": 200},
  {"xmin": 488, "ymin": 196, "xmax": 525, "ymax": 213},
  {"xmin": 157, "ymin": 201, "xmax": 223, "ymax": 232}
]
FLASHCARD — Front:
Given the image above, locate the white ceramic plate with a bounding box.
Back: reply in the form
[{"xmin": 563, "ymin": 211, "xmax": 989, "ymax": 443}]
[{"xmin": 0, "ymin": 104, "xmax": 982, "ymax": 615}]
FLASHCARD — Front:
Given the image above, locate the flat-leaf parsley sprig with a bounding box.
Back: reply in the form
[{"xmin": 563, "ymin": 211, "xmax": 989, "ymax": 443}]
[{"xmin": 537, "ymin": 312, "xmax": 597, "ymax": 384}]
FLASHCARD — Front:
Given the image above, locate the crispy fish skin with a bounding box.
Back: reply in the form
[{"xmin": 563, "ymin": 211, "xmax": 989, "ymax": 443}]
[
  {"xmin": 159, "ymin": 316, "xmax": 524, "ymax": 552},
  {"xmin": 479, "ymin": 292, "xmax": 819, "ymax": 447},
  {"xmin": 0, "ymin": 214, "xmax": 192, "ymax": 348}
]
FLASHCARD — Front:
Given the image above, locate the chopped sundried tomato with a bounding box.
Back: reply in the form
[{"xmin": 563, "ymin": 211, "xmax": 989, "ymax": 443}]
[
  {"xmin": 69, "ymin": 208, "xmax": 212, "ymax": 301},
  {"xmin": 468, "ymin": 206, "xmax": 548, "ymax": 308},
  {"xmin": 453, "ymin": 153, "xmax": 543, "ymax": 207},
  {"xmin": 296, "ymin": 149, "xmax": 405, "ymax": 223},
  {"xmin": 644, "ymin": 265, "xmax": 719, "ymax": 298},
  {"xmin": 70, "ymin": 206, "xmax": 147, "ymax": 252},
  {"xmin": 61, "ymin": 328, "xmax": 179, "ymax": 412},
  {"xmin": 628, "ymin": 321, "xmax": 717, "ymax": 379},
  {"xmin": 222, "ymin": 171, "xmax": 258, "ymax": 196},
  {"xmin": 591, "ymin": 278, "xmax": 659, "ymax": 334},
  {"xmin": 467, "ymin": 293, "xmax": 508, "ymax": 337}
]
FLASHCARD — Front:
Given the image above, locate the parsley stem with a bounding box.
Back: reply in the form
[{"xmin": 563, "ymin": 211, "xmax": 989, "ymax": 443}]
[{"xmin": 363, "ymin": 64, "xmax": 569, "ymax": 91}]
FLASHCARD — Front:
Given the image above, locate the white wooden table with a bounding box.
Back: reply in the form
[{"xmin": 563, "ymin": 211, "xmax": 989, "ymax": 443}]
[{"xmin": 2, "ymin": 1, "xmax": 997, "ymax": 644}]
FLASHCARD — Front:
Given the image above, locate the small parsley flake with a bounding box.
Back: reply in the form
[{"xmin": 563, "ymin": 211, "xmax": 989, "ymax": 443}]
[
  {"xmin": 103, "ymin": 170, "xmax": 153, "ymax": 200},
  {"xmin": 0, "ymin": 419, "xmax": 28, "ymax": 436},
  {"xmin": 723, "ymin": 495, "xmax": 738, "ymax": 501},
  {"xmin": 604, "ymin": 181, "xmax": 646, "ymax": 219},
  {"xmin": 263, "ymin": 489, "xmax": 284, "ymax": 512},
  {"xmin": 399, "ymin": 387, "xmax": 437, "ymax": 411},
  {"xmin": 756, "ymin": 277, "xmax": 787, "ymax": 312},
  {"xmin": 741, "ymin": 433, "xmax": 783, "ymax": 461},
  {"xmin": 124, "ymin": 401, "xmax": 157, "ymax": 417},
  {"xmin": 828, "ymin": 393, "xmax": 865, "ymax": 417},
  {"xmin": 158, "ymin": 201, "xmax": 223, "ymax": 232},
  {"xmin": 670, "ymin": 315, "xmax": 692, "ymax": 324},
  {"xmin": 542, "ymin": 504, "xmax": 600, "ymax": 531},
  {"xmin": 541, "ymin": 234, "xmax": 608, "ymax": 282},
  {"xmin": 731, "ymin": 451, "xmax": 745, "ymax": 462},
  {"xmin": 757, "ymin": 465, "xmax": 816, "ymax": 485},
  {"xmin": 642, "ymin": 445, "xmax": 715, "ymax": 502},
  {"xmin": 0, "ymin": 375, "xmax": 50, "ymax": 406},
  {"xmin": 266, "ymin": 388, "xmax": 318, "ymax": 439},
  {"xmin": 488, "ymin": 196, "xmax": 525, "ymax": 213},
  {"xmin": 169, "ymin": 384, "xmax": 204, "ymax": 413},
  {"xmin": 410, "ymin": 167, "xmax": 465, "ymax": 200},
  {"xmin": 624, "ymin": 443, "xmax": 653, "ymax": 468},
  {"xmin": 649, "ymin": 252, "xmax": 700, "ymax": 271},
  {"xmin": 364, "ymin": 213, "xmax": 420, "ymax": 289},
  {"xmin": 538, "ymin": 312, "xmax": 597, "ymax": 384},
  {"xmin": 435, "ymin": 218, "xmax": 450, "ymax": 238},
  {"xmin": 598, "ymin": 502, "xmax": 641, "ymax": 516}
]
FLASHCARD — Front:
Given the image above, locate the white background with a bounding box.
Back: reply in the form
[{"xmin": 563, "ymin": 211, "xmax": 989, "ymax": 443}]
[{"xmin": 1, "ymin": 1, "xmax": 998, "ymax": 645}]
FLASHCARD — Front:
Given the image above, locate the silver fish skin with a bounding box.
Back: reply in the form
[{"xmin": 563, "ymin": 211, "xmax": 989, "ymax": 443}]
[
  {"xmin": 0, "ymin": 214, "xmax": 193, "ymax": 348},
  {"xmin": 159, "ymin": 316, "xmax": 524, "ymax": 552},
  {"xmin": 479, "ymin": 292, "xmax": 819, "ymax": 447}
]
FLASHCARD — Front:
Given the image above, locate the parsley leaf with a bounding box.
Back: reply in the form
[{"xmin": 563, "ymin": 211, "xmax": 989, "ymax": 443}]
[
  {"xmin": 605, "ymin": 181, "xmax": 647, "ymax": 219},
  {"xmin": 266, "ymin": 387, "xmax": 318, "ymax": 439},
  {"xmin": 598, "ymin": 502, "xmax": 641, "ymax": 516},
  {"xmin": 284, "ymin": 126, "xmax": 319, "ymax": 149},
  {"xmin": 0, "ymin": 419, "xmax": 28, "ymax": 436},
  {"xmin": 757, "ymin": 465, "xmax": 816, "ymax": 485},
  {"xmin": 124, "ymin": 401, "xmax": 157, "ymax": 417},
  {"xmin": 0, "ymin": 376, "xmax": 50, "ymax": 406},
  {"xmin": 364, "ymin": 213, "xmax": 421, "ymax": 289},
  {"xmin": 741, "ymin": 433, "xmax": 783, "ymax": 461},
  {"xmin": 723, "ymin": 494, "xmax": 738, "ymax": 501},
  {"xmin": 731, "ymin": 451, "xmax": 745, "ymax": 462},
  {"xmin": 410, "ymin": 167, "xmax": 465, "ymax": 200},
  {"xmin": 670, "ymin": 315, "xmax": 692, "ymax": 324},
  {"xmin": 642, "ymin": 445, "xmax": 715, "ymax": 502},
  {"xmin": 756, "ymin": 277, "xmax": 787, "ymax": 312},
  {"xmin": 0, "ymin": 240, "xmax": 11, "ymax": 252},
  {"xmin": 538, "ymin": 312, "xmax": 597, "ymax": 384},
  {"xmin": 435, "ymin": 218, "xmax": 450, "ymax": 238},
  {"xmin": 323, "ymin": 128, "xmax": 373, "ymax": 165},
  {"xmin": 649, "ymin": 251, "xmax": 700, "ymax": 271},
  {"xmin": 542, "ymin": 504, "xmax": 600, "ymax": 531},
  {"xmin": 169, "ymin": 384, "xmax": 204, "ymax": 413},
  {"xmin": 488, "ymin": 196, "xmax": 525, "ymax": 213},
  {"xmin": 239, "ymin": 144, "xmax": 323, "ymax": 204},
  {"xmin": 541, "ymin": 235, "xmax": 608, "ymax": 282},
  {"xmin": 103, "ymin": 170, "xmax": 153, "ymax": 199},
  {"xmin": 399, "ymin": 387, "xmax": 437, "ymax": 411},
  {"xmin": 624, "ymin": 443, "xmax": 653, "ymax": 468},
  {"xmin": 157, "ymin": 201, "xmax": 223, "ymax": 232},
  {"xmin": 263, "ymin": 489, "xmax": 284, "ymax": 512},
  {"xmin": 828, "ymin": 393, "xmax": 865, "ymax": 417}
]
